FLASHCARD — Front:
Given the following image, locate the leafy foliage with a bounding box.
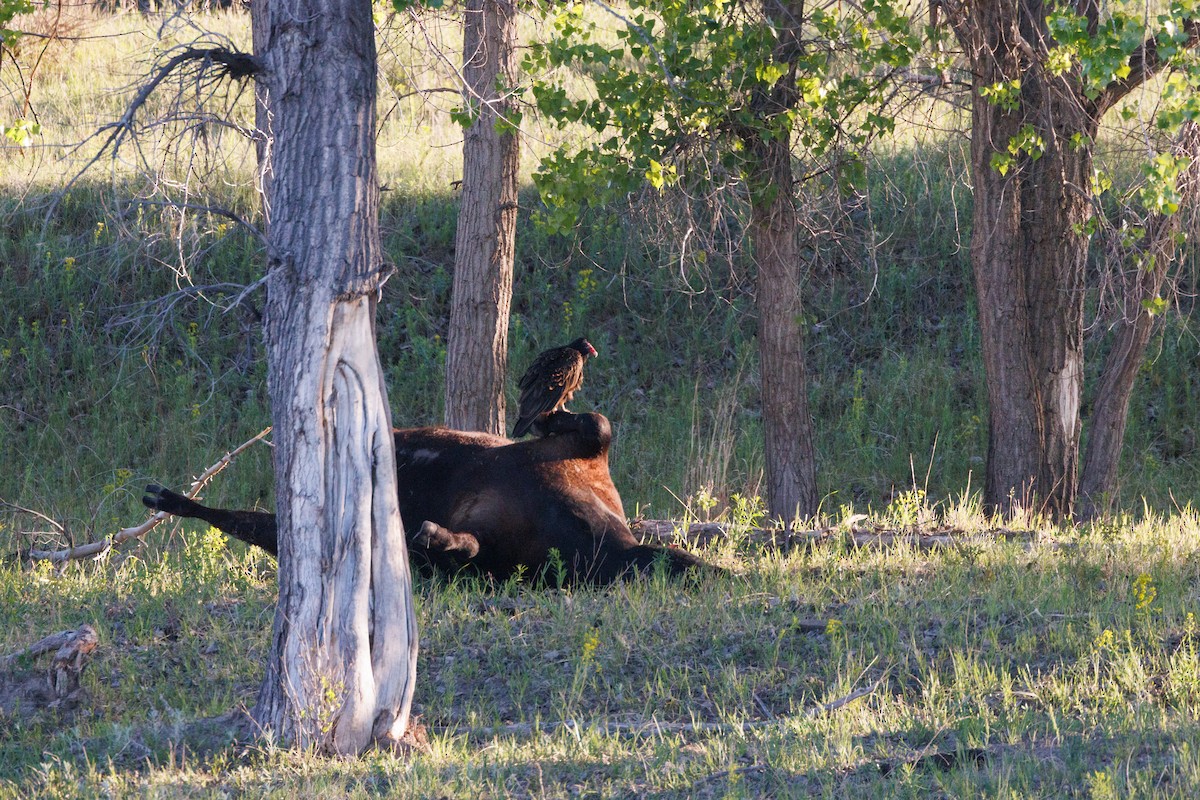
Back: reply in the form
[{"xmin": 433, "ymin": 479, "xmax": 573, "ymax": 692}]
[
  {"xmin": 1006, "ymin": 2, "xmax": 1200, "ymax": 216},
  {"xmin": 0, "ymin": 0, "xmax": 36, "ymax": 143},
  {"xmin": 0, "ymin": 0, "xmax": 34, "ymax": 44},
  {"xmin": 527, "ymin": 0, "xmax": 919, "ymax": 233}
]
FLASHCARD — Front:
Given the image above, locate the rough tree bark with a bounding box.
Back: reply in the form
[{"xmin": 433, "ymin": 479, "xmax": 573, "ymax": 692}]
[
  {"xmin": 444, "ymin": 0, "xmax": 520, "ymax": 434},
  {"xmin": 748, "ymin": 134, "xmax": 818, "ymax": 522},
  {"xmin": 251, "ymin": 0, "xmax": 271, "ymax": 188},
  {"xmin": 1078, "ymin": 122, "xmax": 1200, "ymax": 520},
  {"xmin": 744, "ymin": 0, "xmax": 818, "ymax": 522},
  {"xmin": 253, "ymin": 0, "xmax": 419, "ymax": 754},
  {"xmin": 945, "ymin": 1, "xmax": 1200, "ymax": 519}
]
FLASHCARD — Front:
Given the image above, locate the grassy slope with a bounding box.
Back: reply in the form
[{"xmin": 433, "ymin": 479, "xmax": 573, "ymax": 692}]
[{"xmin": 1, "ymin": 8, "xmax": 1199, "ymax": 798}]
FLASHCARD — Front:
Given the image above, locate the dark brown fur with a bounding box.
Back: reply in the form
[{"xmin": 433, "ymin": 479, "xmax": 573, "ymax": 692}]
[{"xmin": 144, "ymin": 412, "xmax": 715, "ymax": 585}]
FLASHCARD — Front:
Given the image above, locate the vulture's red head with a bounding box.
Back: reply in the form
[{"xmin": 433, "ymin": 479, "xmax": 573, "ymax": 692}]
[{"xmin": 570, "ymin": 337, "xmax": 598, "ymax": 359}]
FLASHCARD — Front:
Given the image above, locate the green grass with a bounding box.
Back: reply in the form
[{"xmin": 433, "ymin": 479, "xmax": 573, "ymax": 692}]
[
  {"xmin": 2, "ymin": 511, "xmax": 1199, "ymax": 797},
  {"xmin": 2, "ymin": 7, "xmax": 1200, "ymax": 798}
]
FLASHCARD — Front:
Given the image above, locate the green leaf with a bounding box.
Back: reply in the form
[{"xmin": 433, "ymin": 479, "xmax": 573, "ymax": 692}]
[
  {"xmin": 2, "ymin": 118, "xmax": 40, "ymax": 147},
  {"xmin": 645, "ymin": 159, "xmax": 673, "ymax": 190},
  {"xmin": 754, "ymin": 61, "xmax": 788, "ymax": 85},
  {"xmin": 1141, "ymin": 295, "xmax": 1169, "ymax": 316}
]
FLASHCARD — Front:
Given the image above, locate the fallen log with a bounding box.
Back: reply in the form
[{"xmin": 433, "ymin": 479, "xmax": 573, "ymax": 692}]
[{"xmin": 1, "ymin": 624, "xmax": 99, "ymax": 712}]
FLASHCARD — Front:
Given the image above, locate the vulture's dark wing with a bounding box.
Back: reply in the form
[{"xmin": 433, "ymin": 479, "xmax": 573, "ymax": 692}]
[{"xmin": 512, "ymin": 346, "xmax": 584, "ymax": 437}]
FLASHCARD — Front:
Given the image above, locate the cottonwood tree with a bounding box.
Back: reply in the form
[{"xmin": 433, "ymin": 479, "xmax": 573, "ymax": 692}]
[
  {"xmin": 939, "ymin": 1, "xmax": 1200, "ymax": 518},
  {"xmin": 443, "ymin": 0, "xmax": 521, "ymax": 434},
  {"xmin": 22, "ymin": 0, "xmax": 417, "ymax": 753},
  {"xmin": 529, "ymin": 0, "xmax": 918, "ymax": 520},
  {"xmin": 251, "ymin": 0, "xmax": 419, "ymax": 752}
]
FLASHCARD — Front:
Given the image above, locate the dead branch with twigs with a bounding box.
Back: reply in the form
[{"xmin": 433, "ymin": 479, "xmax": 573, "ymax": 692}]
[
  {"xmin": 17, "ymin": 426, "xmax": 272, "ymax": 564},
  {"xmin": 52, "ymin": 44, "xmax": 260, "ymax": 212}
]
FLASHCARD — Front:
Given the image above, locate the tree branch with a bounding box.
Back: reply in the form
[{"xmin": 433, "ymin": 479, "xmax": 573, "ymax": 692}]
[
  {"xmin": 1095, "ymin": 17, "xmax": 1200, "ymax": 116},
  {"xmin": 46, "ymin": 45, "xmax": 260, "ymax": 227},
  {"xmin": 433, "ymin": 680, "xmax": 879, "ymax": 739},
  {"xmin": 25, "ymin": 427, "xmax": 272, "ymax": 564},
  {"xmin": 632, "ymin": 518, "xmax": 1041, "ymax": 551}
]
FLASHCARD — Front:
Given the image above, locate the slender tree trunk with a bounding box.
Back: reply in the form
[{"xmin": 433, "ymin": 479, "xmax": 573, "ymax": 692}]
[
  {"xmin": 1079, "ymin": 122, "xmax": 1200, "ymax": 519},
  {"xmin": 254, "ymin": 0, "xmax": 418, "ymax": 754},
  {"xmin": 748, "ymin": 132, "xmax": 818, "ymax": 522},
  {"xmin": 445, "ymin": 0, "xmax": 520, "ymax": 434},
  {"xmin": 742, "ymin": 0, "xmax": 817, "ymax": 522}
]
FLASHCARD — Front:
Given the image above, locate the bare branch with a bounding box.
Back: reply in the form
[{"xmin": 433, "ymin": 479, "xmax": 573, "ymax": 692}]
[
  {"xmin": 0, "ymin": 500, "xmax": 66, "ymax": 534},
  {"xmin": 434, "ymin": 677, "xmax": 879, "ymax": 739},
  {"xmin": 123, "ymin": 198, "xmax": 267, "ymax": 247},
  {"xmin": 26, "ymin": 427, "xmax": 273, "ymax": 564},
  {"xmin": 46, "ymin": 45, "xmax": 261, "ymax": 227},
  {"xmin": 632, "ymin": 518, "xmax": 1043, "ymax": 551}
]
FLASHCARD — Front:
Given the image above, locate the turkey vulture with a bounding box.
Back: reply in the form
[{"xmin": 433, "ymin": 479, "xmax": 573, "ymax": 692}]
[{"xmin": 512, "ymin": 337, "xmax": 598, "ymax": 437}]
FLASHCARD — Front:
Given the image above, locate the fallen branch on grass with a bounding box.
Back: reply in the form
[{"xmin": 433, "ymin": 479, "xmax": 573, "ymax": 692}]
[
  {"xmin": 632, "ymin": 518, "xmax": 1040, "ymax": 552},
  {"xmin": 24, "ymin": 427, "xmax": 272, "ymax": 564},
  {"xmin": 2, "ymin": 625, "xmax": 96, "ymax": 665}
]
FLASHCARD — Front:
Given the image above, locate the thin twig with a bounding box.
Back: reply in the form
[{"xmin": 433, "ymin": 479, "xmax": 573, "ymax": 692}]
[
  {"xmin": 0, "ymin": 501, "xmax": 66, "ymax": 534},
  {"xmin": 26, "ymin": 427, "xmax": 273, "ymax": 564},
  {"xmin": 123, "ymin": 199, "xmax": 267, "ymax": 247}
]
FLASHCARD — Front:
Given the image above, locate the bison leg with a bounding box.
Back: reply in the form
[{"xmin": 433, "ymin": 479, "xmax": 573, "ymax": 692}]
[
  {"xmin": 143, "ymin": 485, "xmax": 280, "ymax": 556},
  {"xmin": 412, "ymin": 521, "xmax": 481, "ymax": 558}
]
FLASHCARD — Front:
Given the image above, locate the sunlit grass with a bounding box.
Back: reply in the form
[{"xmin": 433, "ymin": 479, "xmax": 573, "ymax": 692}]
[{"xmin": 1, "ymin": 507, "xmax": 1199, "ymax": 796}]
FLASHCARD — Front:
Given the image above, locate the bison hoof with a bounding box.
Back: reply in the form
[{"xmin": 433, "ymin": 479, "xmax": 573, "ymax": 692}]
[
  {"xmin": 413, "ymin": 520, "xmax": 480, "ymax": 558},
  {"xmin": 414, "ymin": 520, "xmax": 439, "ymax": 548},
  {"xmin": 142, "ymin": 484, "xmax": 190, "ymax": 516}
]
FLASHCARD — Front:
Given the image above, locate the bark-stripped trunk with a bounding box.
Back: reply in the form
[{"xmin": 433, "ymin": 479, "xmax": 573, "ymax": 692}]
[
  {"xmin": 445, "ymin": 0, "xmax": 520, "ymax": 434},
  {"xmin": 746, "ymin": 0, "xmax": 817, "ymax": 521},
  {"xmin": 254, "ymin": 0, "xmax": 418, "ymax": 754},
  {"xmin": 1079, "ymin": 122, "xmax": 1200, "ymax": 519}
]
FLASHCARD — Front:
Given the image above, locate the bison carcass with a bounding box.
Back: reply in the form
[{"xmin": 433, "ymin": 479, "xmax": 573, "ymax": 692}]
[{"xmin": 143, "ymin": 411, "xmax": 713, "ymax": 585}]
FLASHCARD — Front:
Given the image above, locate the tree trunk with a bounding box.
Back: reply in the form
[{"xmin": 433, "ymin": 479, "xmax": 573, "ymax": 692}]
[
  {"xmin": 444, "ymin": 0, "xmax": 520, "ymax": 434},
  {"xmin": 1079, "ymin": 121, "xmax": 1200, "ymax": 519},
  {"xmin": 251, "ymin": 0, "xmax": 271, "ymax": 191},
  {"xmin": 748, "ymin": 130, "xmax": 818, "ymax": 522},
  {"xmin": 254, "ymin": 0, "xmax": 418, "ymax": 754},
  {"xmin": 947, "ymin": 1, "xmax": 1200, "ymax": 520},
  {"xmin": 952, "ymin": 1, "xmax": 1094, "ymax": 519},
  {"xmin": 736, "ymin": 0, "xmax": 817, "ymax": 523}
]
